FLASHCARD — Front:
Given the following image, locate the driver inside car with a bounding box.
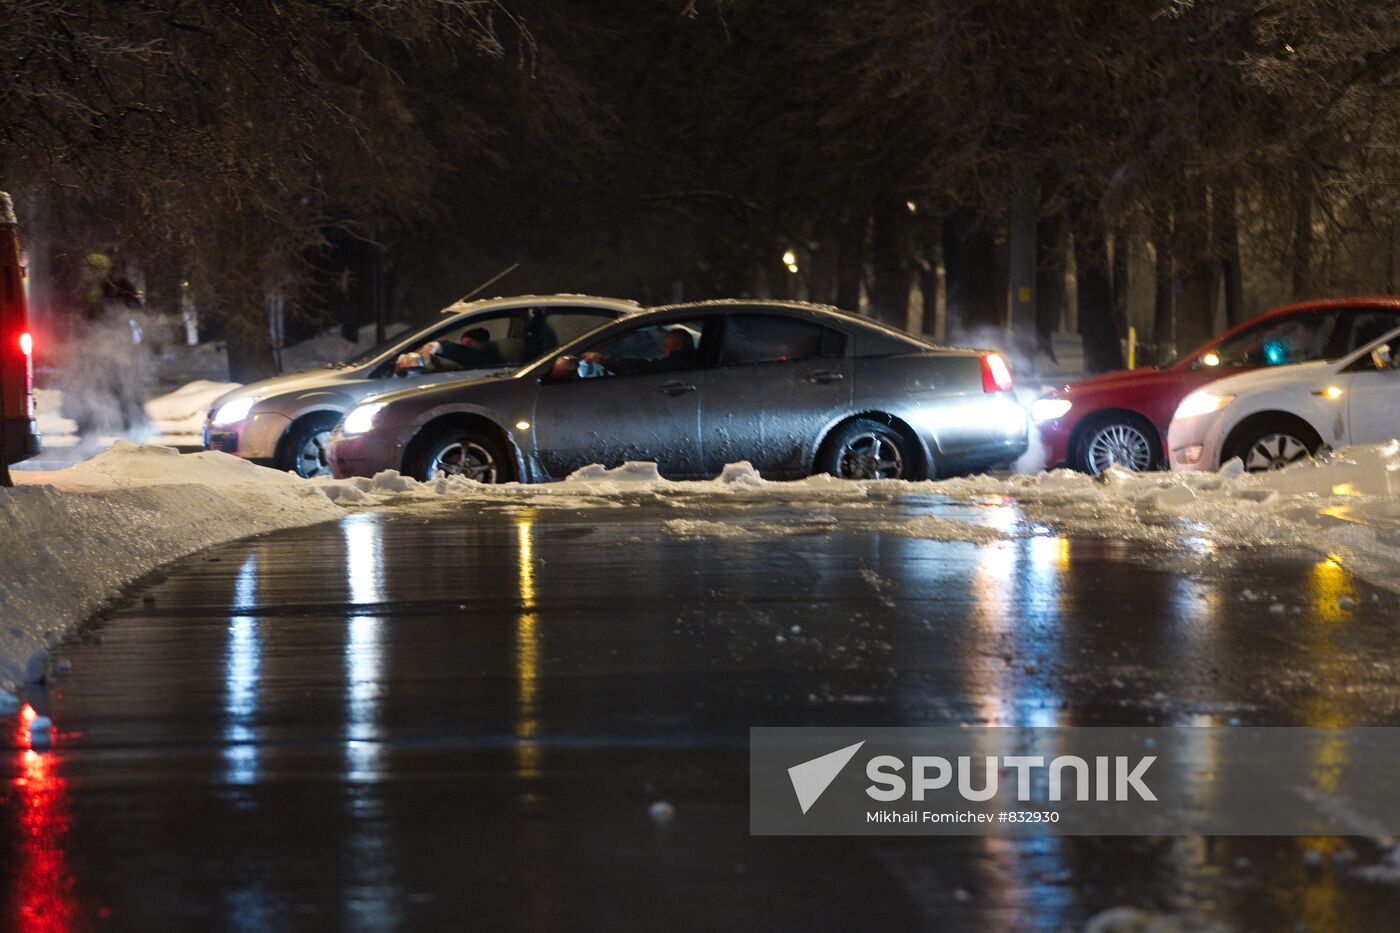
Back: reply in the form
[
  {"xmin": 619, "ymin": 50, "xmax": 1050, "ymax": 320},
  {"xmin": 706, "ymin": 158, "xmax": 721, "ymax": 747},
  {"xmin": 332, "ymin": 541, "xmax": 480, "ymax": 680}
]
[
  {"xmin": 580, "ymin": 328, "xmax": 697, "ymax": 377},
  {"xmin": 396, "ymin": 327, "xmax": 502, "ymax": 372}
]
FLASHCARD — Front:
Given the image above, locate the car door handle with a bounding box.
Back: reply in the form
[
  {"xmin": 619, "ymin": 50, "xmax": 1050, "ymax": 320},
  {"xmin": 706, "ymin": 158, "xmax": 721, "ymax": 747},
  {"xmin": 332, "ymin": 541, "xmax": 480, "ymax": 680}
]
[
  {"xmin": 807, "ymin": 371, "xmax": 845, "ymax": 384},
  {"xmin": 659, "ymin": 381, "xmax": 697, "ymax": 395}
]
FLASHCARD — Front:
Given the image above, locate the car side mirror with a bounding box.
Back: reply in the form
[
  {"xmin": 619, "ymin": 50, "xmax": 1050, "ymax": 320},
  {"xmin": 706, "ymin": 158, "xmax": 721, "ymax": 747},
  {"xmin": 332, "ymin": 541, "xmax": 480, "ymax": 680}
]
[{"xmin": 1371, "ymin": 344, "xmax": 1395, "ymax": 370}]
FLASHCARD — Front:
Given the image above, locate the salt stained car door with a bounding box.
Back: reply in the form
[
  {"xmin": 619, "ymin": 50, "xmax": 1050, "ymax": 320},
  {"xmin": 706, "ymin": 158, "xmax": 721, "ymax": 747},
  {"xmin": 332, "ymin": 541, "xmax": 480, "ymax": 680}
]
[
  {"xmin": 530, "ymin": 318, "xmax": 711, "ymax": 479},
  {"xmin": 1344, "ymin": 335, "xmax": 1400, "ymax": 446},
  {"xmin": 700, "ymin": 311, "xmax": 851, "ymax": 478}
]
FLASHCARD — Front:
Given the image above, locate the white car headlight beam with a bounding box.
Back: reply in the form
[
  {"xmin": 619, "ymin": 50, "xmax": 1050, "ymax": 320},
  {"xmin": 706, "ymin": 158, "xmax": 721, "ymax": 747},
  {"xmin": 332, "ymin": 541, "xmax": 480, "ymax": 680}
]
[
  {"xmin": 341, "ymin": 402, "xmax": 387, "ymax": 436},
  {"xmin": 212, "ymin": 396, "xmax": 257, "ymax": 426},
  {"xmin": 1173, "ymin": 391, "xmax": 1235, "ymax": 420},
  {"xmin": 1031, "ymin": 398, "xmax": 1073, "ymax": 424}
]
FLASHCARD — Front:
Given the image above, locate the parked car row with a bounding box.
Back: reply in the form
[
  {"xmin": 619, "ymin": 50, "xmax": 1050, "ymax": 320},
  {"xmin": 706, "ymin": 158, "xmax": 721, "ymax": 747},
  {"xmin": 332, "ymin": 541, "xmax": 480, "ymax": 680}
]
[
  {"xmin": 208, "ymin": 290, "xmax": 1399, "ymax": 483},
  {"xmin": 207, "ymin": 297, "xmax": 1029, "ymax": 483},
  {"xmin": 1030, "ymin": 297, "xmax": 1400, "ymax": 474}
]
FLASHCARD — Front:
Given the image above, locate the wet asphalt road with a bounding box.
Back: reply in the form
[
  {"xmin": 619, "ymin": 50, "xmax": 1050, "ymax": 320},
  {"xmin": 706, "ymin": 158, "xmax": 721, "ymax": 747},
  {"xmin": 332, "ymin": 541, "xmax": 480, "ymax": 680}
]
[{"xmin": 6, "ymin": 493, "xmax": 1400, "ymax": 931}]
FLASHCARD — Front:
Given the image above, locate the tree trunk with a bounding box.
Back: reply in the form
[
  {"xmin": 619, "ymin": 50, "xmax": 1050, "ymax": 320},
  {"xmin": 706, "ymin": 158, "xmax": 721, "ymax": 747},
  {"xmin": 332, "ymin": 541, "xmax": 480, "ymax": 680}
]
[
  {"xmin": 1174, "ymin": 179, "xmax": 1217, "ymax": 356},
  {"xmin": 1007, "ymin": 184, "xmax": 1038, "ymax": 366},
  {"xmin": 1213, "ymin": 182, "xmax": 1244, "ymax": 327},
  {"xmin": 941, "ymin": 209, "xmax": 969, "ymax": 337},
  {"xmin": 1034, "ymin": 210, "xmax": 1065, "ymax": 363},
  {"xmin": 807, "ymin": 229, "xmax": 839, "ymax": 306},
  {"xmin": 224, "ymin": 304, "xmax": 278, "ymax": 383},
  {"xmin": 964, "ymin": 225, "xmax": 1003, "ymax": 332},
  {"xmin": 1071, "ymin": 199, "xmax": 1123, "ymax": 373},
  {"xmin": 834, "ymin": 215, "xmax": 866, "ymax": 313},
  {"xmin": 1111, "ymin": 227, "xmax": 1130, "ymax": 338},
  {"xmin": 869, "ymin": 202, "xmax": 912, "ymax": 327},
  {"xmin": 1290, "ymin": 167, "xmax": 1314, "ymax": 299},
  {"xmin": 1151, "ymin": 209, "xmax": 1174, "ymax": 360}
]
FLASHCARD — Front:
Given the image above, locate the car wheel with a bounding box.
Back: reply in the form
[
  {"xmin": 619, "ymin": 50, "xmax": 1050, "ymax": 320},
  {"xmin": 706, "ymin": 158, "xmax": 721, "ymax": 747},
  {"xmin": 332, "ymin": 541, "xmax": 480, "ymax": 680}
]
[
  {"xmin": 278, "ymin": 413, "xmax": 341, "ymax": 479},
  {"xmin": 817, "ymin": 419, "xmax": 912, "ymax": 480},
  {"xmin": 1075, "ymin": 416, "xmax": 1158, "ymax": 475},
  {"xmin": 1228, "ymin": 420, "xmax": 1322, "ymax": 473},
  {"xmin": 410, "ymin": 428, "xmax": 509, "ymax": 483}
]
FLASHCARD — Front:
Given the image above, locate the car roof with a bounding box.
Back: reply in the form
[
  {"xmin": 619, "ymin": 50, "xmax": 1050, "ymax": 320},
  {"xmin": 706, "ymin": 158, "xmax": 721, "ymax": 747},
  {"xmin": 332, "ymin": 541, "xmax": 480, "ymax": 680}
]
[
  {"xmin": 1216, "ymin": 295, "xmax": 1400, "ymax": 339},
  {"xmin": 645, "ymin": 298, "xmax": 937, "ymax": 347},
  {"xmin": 438, "ymin": 294, "xmax": 641, "ymax": 316}
]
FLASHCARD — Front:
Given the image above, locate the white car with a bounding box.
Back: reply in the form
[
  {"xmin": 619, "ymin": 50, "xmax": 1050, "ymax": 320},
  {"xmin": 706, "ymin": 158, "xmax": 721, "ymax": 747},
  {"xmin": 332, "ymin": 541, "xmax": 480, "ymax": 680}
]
[{"xmin": 1168, "ymin": 325, "xmax": 1400, "ymax": 472}]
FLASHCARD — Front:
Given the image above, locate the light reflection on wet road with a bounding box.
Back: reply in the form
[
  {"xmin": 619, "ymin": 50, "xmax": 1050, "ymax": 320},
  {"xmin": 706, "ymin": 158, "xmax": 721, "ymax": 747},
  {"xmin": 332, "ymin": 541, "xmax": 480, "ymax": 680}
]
[{"xmin": 5, "ymin": 495, "xmax": 1400, "ymax": 930}]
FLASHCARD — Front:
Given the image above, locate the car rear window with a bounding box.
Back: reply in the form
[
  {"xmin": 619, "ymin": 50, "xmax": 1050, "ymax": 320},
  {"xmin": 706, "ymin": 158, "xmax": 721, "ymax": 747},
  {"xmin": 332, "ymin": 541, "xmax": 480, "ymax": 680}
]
[{"xmin": 718, "ymin": 314, "xmax": 845, "ymax": 366}]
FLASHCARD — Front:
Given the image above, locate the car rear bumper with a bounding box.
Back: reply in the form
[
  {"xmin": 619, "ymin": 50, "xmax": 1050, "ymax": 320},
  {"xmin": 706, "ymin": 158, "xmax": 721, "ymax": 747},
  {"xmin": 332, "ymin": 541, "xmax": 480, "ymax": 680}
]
[{"xmin": 2, "ymin": 417, "xmax": 41, "ymax": 465}]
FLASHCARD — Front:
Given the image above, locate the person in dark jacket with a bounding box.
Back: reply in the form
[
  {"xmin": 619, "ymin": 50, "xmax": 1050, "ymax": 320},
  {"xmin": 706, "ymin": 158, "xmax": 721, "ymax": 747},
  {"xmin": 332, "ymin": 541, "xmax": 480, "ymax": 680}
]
[{"xmin": 397, "ymin": 327, "xmax": 502, "ymax": 372}]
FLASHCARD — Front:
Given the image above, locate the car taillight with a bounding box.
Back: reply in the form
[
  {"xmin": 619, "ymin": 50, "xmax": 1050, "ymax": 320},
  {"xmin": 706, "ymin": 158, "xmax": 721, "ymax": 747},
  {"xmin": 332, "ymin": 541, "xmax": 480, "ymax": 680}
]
[
  {"xmin": 980, "ymin": 352, "xmax": 1013, "ymax": 393},
  {"xmin": 19, "ymin": 331, "xmax": 33, "ymax": 416}
]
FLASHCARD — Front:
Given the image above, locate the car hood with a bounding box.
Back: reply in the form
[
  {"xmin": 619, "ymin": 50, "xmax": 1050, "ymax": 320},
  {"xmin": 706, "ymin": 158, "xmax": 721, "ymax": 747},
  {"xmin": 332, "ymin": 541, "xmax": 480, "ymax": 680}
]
[
  {"xmin": 1194, "ymin": 360, "xmax": 1335, "ymax": 397},
  {"xmin": 356, "ymin": 372, "xmax": 514, "ymax": 411},
  {"xmin": 1047, "ymin": 366, "xmax": 1187, "ymax": 399},
  {"xmin": 211, "ymin": 367, "xmax": 359, "ymax": 410}
]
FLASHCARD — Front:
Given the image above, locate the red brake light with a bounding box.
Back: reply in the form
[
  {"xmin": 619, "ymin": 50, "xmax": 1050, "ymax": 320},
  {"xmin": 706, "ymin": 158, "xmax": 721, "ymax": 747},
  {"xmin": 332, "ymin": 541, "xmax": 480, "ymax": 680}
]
[
  {"xmin": 19, "ymin": 331, "xmax": 32, "ymax": 356},
  {"xmin": 980, "ymin": 352, "xmax": 1013, "ymax": 393}
]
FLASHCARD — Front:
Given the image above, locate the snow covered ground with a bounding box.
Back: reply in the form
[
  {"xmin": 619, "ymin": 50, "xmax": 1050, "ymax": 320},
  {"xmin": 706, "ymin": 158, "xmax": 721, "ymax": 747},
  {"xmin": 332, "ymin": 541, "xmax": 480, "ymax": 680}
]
[
  {"xmin": 6, "ymin": 439, "xmax": 1400, "ymax": 698},
  {"xmin": 0, "ymin": 444, "xmax": 342, "ymax": 693}
]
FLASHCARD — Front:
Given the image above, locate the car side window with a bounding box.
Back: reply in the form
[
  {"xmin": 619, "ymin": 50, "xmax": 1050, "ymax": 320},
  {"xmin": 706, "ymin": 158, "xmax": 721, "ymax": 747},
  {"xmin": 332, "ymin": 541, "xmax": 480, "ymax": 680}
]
[
  {"xmin": 1203, "ymin": 312, "xmax": 1339, "ymax": 369},
  {"xmin": 570, "ymin": 319, "xmax": 708, "ymax": 380},
  {"xmin": 432, "ymin": 312, "xmax": 527, "ymax": 367},
  {"xmin": 538, "ymin": 310, "xmax": 618, "ymax": 352},
  {"xmin": 1341, "ymin": 310, "xmax": 1400, "ymax": 354},
  {"xmin": 717, "ymin": 314, "xmax": 846, "ymax": 367}
]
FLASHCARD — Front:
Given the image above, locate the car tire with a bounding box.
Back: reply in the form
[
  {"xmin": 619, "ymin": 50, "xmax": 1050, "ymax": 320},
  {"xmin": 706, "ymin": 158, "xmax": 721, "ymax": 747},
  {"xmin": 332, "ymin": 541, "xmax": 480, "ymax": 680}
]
[
  {"xmin": 816, "ymin": 418, "xmax": 913, "ymax": 480},
  {"xmin": 1225, "ymin": 418, "xmax": 1323, "ymax": 473},
  {"xmin": 408, "ymin": 427, "xmax": 511, "ymax": 484},
  {"xmin": 277, "ymin": 413, "xmax": 341, "ymax": 479},
  {"xmin": 1074, "ymin": 414, "xmax": 1160, "ymax": 475}
]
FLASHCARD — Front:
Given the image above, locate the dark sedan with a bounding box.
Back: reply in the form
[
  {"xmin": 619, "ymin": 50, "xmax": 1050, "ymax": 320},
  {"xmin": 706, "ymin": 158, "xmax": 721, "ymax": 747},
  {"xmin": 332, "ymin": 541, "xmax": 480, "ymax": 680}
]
[{"xmin": 326, "ymin": 301, "xmax": 1029, "ymax": 483}]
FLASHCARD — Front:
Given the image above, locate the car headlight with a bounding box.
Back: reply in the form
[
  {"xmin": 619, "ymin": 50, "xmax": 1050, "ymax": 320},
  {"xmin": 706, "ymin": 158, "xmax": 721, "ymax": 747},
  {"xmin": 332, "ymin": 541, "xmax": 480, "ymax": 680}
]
[
  {"xmin": 1031, "ymin": 398, "xmax": 1073, "ymax": 424},
  {"xmin": 1174, "ymin": 390, "xmax": 1235, "ymax": 420},
  {"xmin": 341, "ymin": 402, "xmax": 387, "ymax": 435},
  {"xmin": 211, "ymin": 396, "xmax": 257, "ymax": 426}
]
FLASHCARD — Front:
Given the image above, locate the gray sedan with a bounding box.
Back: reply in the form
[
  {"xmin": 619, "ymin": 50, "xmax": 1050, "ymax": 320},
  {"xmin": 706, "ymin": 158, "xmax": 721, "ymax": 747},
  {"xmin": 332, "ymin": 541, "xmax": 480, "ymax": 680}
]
[{"xmin": 326, "ymin": 301, "xmax": 1029, "ymax": 483}]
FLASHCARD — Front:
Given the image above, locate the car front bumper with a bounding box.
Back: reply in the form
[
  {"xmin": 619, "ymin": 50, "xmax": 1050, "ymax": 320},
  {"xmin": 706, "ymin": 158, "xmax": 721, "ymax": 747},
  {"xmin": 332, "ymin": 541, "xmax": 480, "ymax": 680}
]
[
  {"xmin": 1167, "ymin": 412, "xmax": 1228, "ymax": 472},
  {"xmin": 203, "ymin": 411, "xmax": 290, "ymax": 462},
  {"xmin": 327, "ymin": 428, "xmax": 406, "ymax": 479}
]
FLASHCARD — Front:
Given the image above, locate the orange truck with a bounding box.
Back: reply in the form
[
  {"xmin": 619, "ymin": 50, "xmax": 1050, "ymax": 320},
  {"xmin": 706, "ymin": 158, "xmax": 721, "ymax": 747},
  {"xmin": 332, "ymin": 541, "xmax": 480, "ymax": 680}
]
[{"xmin": 0, "ymin": 192, "xmax": 40, "ymax": 470}]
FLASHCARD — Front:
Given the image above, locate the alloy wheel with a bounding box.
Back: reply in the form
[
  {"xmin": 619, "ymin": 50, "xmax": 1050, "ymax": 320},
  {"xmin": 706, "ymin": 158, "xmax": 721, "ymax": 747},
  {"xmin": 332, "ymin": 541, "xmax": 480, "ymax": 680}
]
[
  {"xmin": 837, "ymin": 432, "xmax": 904, "ymax": 480},
  {"xmin": 1085, "ymin": 423, "xmax": 1154, "ymax": 474},
  {"xmin": 428, "ymin": 440, "xmax": 499, "ymax": 482},
  {"xmin": 1243, "ymin": 433, "xmax": 1311, "ymax": 472},
  {"xmin": 296, "ymin": 430, "xmax": 333, "ymax": 479}
]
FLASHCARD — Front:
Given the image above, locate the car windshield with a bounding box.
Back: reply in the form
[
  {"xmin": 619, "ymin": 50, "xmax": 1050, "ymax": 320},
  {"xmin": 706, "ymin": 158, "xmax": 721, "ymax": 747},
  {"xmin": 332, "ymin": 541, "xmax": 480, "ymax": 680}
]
[
  {"xmin": 337, "ymin": 327, "xmax": 423, "ymax": 367},
  {"xmin": 1169, "ymin": 313, "xmax": 1340, "ymax": 370}
]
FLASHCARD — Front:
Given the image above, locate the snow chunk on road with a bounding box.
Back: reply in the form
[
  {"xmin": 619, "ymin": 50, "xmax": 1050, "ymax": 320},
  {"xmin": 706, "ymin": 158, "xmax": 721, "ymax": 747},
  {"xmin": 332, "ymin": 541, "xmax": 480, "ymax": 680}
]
[{"xmin": 1, "ymin": 442, "xmax": 343, "ymax": 694}]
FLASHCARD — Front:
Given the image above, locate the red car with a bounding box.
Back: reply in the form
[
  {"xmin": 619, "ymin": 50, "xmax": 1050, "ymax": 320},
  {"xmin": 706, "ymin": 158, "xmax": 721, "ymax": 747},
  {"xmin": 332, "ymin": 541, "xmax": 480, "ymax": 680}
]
[{"xmin": 1033, "ymin": 297, "xmax": 1400, "ymax": 474}]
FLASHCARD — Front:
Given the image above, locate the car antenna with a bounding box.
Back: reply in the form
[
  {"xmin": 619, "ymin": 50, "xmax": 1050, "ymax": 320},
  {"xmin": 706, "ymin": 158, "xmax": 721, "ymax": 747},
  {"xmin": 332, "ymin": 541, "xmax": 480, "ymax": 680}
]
[{"xmin": 457, "ymin": 263, "xmax": 520, "ymax": 304}]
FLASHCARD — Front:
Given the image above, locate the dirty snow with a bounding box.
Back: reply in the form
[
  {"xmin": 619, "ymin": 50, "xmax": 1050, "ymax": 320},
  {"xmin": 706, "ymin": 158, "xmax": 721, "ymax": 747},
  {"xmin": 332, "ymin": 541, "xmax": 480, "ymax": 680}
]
[
  {"xmin": 10, "ymin": 439, "xmax": 1400, "ymax": 696},
  {"xmin": 0, "ymin": 442, "xmax": 343, "ymax": 693}
]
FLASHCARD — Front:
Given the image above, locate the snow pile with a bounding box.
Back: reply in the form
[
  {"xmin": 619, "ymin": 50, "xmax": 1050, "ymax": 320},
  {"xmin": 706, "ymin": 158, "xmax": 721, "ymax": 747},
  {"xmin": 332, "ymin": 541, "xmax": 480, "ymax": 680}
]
[
  {"xmin": 320, "ymin": 444, "xmax": 1400, "ymax": 590},
  {"xmin": 143, "ymin": 379, "xmax": 241, "ymax": 437},
  {"xmin": 0, "ymin": 442, "xmax": 343, "ymax": 694}
]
